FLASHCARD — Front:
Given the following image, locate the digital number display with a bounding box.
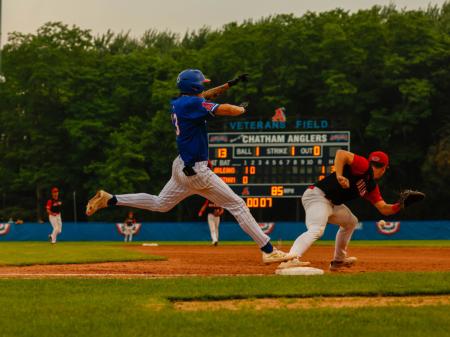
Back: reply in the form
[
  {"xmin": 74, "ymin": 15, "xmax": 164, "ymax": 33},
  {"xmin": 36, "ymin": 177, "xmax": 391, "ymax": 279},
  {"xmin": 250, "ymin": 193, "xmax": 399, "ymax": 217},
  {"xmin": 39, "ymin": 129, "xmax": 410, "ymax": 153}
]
[
  {"xmin": 246, "ymin": 197, "xmax": 273, "ymax": 208},
  {"xmin": 208, "ymin": 131, "xmax": 350, "ymax": 199}
]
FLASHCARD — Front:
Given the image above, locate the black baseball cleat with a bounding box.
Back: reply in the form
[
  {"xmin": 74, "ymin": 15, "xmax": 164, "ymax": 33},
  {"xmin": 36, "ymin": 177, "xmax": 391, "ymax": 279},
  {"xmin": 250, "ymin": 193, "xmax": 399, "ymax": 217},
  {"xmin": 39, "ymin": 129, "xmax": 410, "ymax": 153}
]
[{"xmin": 329, "ymin": 257, "xmax": 357, "ymax": 271}]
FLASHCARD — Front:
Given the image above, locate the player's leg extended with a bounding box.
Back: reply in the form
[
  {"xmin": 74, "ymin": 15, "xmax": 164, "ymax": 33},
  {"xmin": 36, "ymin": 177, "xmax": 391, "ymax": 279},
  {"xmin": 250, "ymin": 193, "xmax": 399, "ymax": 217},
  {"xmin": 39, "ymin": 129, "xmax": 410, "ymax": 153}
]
[
  {"xmin": 195, "ymin": 168, "xmax": 281, "ymax": 252},
  {"xmin": 115, "ymin": 176, "xmax": 191, "ymax": 212},
  {"xmin": 56, "ymin": 215, "xmax": 62, "ymax": 239},
  {"xmin": 87, "ymin": 158, "xmax": 191, "ymax": 215},
  {"xmin": 289, "ymin": 188, "xmax": 332, "ymax": 257},
  {"xmin": 215, "ymin": 216, "xmax": 220, "ymax": 242},
  {"xmin": 328, "ymin": 204, "xmax": 358, "ymax": 261},
  {"xmin": 115, "ymin": 158, "xmax": 191, "ymax": 212},
  {"xmin": 200, "ymin": 173, "xmax": 270, "ymax": 247},
  {"xmin": 49, "ymin": 215, "xmax": 58, "ymax": 243},
  {"xmin": 181, "ymin": 160, "xmax": 290, "ymax": 262},
  {"xmin": 207, "ymin": 213, "xmax": 218, "ymax": 243}
]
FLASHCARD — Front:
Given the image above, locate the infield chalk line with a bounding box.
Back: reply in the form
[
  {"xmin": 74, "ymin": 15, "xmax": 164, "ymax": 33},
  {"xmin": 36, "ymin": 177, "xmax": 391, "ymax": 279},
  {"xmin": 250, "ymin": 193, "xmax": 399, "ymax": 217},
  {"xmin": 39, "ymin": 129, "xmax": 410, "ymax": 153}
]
[{"xmin": 0, "ymin": 273, "xmax": 268, "ymax": 279}]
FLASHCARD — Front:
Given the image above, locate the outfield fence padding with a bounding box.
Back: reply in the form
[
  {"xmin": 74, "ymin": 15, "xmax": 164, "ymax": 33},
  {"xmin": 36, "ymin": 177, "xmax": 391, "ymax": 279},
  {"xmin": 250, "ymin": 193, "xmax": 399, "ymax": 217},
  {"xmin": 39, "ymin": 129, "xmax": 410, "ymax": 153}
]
[{"xmin": 0, "ymin": 220, "xmax": 448, "ymax": 241}]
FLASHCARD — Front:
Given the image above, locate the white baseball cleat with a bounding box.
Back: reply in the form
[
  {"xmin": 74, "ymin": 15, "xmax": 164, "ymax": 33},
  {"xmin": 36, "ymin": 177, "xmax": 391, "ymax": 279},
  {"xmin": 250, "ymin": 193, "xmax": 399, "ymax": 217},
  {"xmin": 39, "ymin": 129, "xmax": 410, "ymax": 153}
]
[
  {"xmin": 329, "ymin": 256, "xmax": 358, "ymax": 271},
  {"xmin": 86, "ymin": 190, "xmax": 112, "ymax": 216},
  {"xmin": 262, "ymin": 248, "xmax": 295, "ymax": 264},
  {"xmin": 277, "ymin": 257, "xmax": 311, "ymax": 269}
]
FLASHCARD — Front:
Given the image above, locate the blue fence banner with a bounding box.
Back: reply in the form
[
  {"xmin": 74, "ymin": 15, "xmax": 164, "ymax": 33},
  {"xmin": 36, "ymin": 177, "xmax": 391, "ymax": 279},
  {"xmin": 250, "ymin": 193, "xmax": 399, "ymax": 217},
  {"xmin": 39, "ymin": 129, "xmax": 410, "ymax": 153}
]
[{"xmin": 0, "ymin": 220, "xmax": 449, "ymax": 241}]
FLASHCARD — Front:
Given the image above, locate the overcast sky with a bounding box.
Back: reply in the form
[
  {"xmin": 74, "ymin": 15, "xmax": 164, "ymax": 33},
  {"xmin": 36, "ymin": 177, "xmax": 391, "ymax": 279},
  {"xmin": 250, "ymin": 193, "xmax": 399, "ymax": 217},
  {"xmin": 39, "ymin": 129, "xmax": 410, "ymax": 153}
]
[{"xmin": 2, "ymin": 0, "xmax": 447, "ymax": 44}]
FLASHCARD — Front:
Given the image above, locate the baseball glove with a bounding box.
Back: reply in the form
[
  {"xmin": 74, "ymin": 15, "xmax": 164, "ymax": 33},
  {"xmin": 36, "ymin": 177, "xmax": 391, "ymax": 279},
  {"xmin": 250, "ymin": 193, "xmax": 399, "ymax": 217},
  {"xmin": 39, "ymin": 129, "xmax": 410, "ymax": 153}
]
[
  {"xmin": 227, "ymin": 74, "xmax": 249, "ymax": 87},
  {"xmin": 239, "ymin": 101, "xmax": 249, "ymax": 109},
  {"xmin": 213, "ymin": 208, "xmax": 224, "ymax": 217},
  {"xmin": 398, "ymin": 190, "xmax": 426, "ymax": 208}
]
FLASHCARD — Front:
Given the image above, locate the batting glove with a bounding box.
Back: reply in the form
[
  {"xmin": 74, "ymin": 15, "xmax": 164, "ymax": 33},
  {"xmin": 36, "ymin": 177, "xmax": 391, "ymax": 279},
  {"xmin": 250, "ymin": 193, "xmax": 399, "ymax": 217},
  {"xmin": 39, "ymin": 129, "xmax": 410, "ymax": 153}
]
[{"xmin": 227, "ymin": 74, "xmax": 249, "ymax": 87}]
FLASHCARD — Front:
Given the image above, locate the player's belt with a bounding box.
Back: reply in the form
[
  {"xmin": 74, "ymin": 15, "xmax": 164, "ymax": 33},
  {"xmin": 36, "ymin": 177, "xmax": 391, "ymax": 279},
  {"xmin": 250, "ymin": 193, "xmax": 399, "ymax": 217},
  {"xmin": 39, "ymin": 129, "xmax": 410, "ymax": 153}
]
[
  {"xmin": 182, "ymin": 166, "xmax": 197, "ymax": 176},
  {"xmin": 182, "ymin": 159, "xmax": 209, "ymax": 176},
  {"xmin": 308, "ymin": 186, "xmax": 333, "ymax": 203}
]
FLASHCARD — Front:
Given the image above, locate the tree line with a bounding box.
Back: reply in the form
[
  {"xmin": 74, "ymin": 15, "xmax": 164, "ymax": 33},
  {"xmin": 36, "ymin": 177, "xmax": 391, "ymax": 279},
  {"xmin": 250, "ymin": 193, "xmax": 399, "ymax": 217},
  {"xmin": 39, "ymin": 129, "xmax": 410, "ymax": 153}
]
[{"xmin": 0, "ymin": 3, "xmax": 449, "ymax": 222}]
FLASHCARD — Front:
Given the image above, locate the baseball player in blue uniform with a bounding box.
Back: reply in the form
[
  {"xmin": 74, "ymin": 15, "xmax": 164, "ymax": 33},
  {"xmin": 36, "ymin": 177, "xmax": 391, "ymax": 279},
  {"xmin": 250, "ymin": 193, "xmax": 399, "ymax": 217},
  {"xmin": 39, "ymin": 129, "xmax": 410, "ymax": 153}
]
[{"xmin": 86, "ymin": 69, "xmax": 293, "ymax": 264}]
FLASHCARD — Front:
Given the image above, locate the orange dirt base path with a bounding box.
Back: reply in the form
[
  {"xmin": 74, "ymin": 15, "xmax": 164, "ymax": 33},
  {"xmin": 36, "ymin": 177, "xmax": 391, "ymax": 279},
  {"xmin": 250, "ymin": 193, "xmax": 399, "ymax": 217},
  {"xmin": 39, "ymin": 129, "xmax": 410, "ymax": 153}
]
[{"xmin": 0, "ymin": 245, "xmax": 449, "ymax": 277}]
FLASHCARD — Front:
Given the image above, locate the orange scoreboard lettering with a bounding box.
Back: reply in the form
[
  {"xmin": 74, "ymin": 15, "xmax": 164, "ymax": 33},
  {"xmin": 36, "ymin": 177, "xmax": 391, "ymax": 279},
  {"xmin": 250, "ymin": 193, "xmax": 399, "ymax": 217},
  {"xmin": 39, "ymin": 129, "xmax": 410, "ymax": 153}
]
[
  {"xmin": 217, "ymin": 148, "xmax": 228, "ymax": 158},
  {"xmin": 271, "ymin": 186, "xmax": 284, "ymax": 196}
]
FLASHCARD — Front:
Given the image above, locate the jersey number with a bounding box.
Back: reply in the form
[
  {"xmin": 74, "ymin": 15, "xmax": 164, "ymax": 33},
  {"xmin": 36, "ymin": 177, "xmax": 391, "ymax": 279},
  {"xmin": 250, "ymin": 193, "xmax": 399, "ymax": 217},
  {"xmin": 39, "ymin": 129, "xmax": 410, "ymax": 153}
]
[{"xmin": 171, "ymin": 114, "xmax": 180, "ymax": 136}]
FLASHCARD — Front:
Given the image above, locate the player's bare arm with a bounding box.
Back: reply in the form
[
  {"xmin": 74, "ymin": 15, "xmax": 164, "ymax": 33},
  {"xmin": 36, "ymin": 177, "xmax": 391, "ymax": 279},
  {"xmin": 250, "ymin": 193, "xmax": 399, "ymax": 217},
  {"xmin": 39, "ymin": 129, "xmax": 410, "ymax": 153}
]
[
  {"xmin": 374, "ymin": 200, "xmax": 401, "ymax": 216},
  {"xmin": 202, "ymin": 73, "xmax": 248, "ymax": 100},
  {"xmin": 198, "ymin": 200, "xmax": 209, "ymax": 217},
  {"xmin": 201, "ymin": 84, "xmax": 230, "ymax": 100},
  {"xmin": 215, "ymin": 104, "xmax": 245, "ymax": 116},
  {"xmin": 334, "ymin": 150, "xmax": 354, "ymax": 189}
]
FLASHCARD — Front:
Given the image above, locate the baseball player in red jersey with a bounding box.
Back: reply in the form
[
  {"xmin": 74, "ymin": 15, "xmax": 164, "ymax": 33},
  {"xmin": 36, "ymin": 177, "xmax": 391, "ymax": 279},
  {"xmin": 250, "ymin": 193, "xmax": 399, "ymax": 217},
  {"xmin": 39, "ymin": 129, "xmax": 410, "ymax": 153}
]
[
  {"xmin": 198, "ymin": 199, "xmax": 224, "ymax": 246},
  {"xmin": 280, "ymin": 150, "xmax": 403, "ymax": 271},
  {"xmin": 46, "ymin": 187, "xmax": 62, "ymax": 244}
]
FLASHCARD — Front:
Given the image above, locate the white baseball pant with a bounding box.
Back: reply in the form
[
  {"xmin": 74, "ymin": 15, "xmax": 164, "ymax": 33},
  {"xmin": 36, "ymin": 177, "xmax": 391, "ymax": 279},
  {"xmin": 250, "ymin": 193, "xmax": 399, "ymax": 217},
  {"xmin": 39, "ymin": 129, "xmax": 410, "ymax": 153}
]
[
  {"xmin": 207, "ymin": 213, "xmax": 220, "ymax": 243},
  {"xmin": 49, "ymin": 214, "xmax": 62, "ymax": 243},
  {"xmin": 290, "ymin": 187, "xmax": 358, "ymax": 261},
  {"xmin": 115, "ymin": 156, "xmax": 270, "ymax": 247}
]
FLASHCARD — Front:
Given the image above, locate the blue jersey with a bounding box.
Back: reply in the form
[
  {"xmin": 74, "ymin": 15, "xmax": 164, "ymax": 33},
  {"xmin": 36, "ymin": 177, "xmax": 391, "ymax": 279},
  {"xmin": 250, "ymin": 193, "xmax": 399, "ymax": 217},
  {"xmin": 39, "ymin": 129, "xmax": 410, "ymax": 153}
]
[{"xmin": 170, "ymin": 95, "xmax": 219, "ymax": 167}]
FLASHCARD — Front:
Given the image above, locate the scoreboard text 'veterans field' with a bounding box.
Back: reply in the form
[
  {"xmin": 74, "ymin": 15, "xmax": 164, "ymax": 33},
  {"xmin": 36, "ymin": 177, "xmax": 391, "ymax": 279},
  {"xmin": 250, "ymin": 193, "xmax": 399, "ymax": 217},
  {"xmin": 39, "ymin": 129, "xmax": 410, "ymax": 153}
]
[{"xmin": 208, "ymin": 131, "xmax": 350, "ymax": 208}]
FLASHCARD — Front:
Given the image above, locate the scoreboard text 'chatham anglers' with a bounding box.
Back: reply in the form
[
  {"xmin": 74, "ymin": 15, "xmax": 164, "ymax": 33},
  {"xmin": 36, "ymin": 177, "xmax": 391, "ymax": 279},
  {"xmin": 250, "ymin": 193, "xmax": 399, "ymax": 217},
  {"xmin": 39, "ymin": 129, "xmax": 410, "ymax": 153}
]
[{"xmin": 208, "ymin": 131, "xmax": 350, "ymax": 208}]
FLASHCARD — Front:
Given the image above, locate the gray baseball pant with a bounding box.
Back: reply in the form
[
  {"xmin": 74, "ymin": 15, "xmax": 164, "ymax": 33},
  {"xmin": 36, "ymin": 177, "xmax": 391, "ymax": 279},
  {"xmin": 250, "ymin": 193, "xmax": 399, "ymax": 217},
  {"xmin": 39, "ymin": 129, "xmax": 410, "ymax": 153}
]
[
  {"xmin": 290, "ymin": 187, "xmax": 358, "ymax": 261},
  {"xmin": 115, "ymin": 156, "xmax": 270, "ymax": 247}
]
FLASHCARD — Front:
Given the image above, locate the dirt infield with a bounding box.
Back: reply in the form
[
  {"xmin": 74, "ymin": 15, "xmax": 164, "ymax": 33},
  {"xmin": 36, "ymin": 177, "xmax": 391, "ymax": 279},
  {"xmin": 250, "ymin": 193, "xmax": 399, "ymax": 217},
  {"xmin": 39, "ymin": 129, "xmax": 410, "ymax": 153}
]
[{"xmin": 0, "ymin": 244, "xmax": 449, "ymax": 277}]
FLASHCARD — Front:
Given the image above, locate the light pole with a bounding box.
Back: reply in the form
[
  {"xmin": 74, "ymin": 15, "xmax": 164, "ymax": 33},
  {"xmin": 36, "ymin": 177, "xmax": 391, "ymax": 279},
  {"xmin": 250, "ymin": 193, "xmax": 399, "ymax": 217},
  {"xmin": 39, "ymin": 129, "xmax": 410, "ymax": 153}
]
[
  {"xmin": 0, "ymin": 0, "xmax": 5, "ymax": 83},
  {"xmin": 73, "ymin": 191, "xmax": 77, "ymax": 223}
]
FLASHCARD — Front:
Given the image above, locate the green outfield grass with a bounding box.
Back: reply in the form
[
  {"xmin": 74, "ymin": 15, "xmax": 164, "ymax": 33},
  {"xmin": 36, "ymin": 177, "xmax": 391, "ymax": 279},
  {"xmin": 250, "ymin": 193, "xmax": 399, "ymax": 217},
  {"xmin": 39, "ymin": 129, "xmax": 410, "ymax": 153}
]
[
  {"xmin": 0, "ymin": 273, "xmax": 449, "ymax": 337},
  {"xmin": 0, "ymin": 242, "xmax": 165, "ymax": 266}
]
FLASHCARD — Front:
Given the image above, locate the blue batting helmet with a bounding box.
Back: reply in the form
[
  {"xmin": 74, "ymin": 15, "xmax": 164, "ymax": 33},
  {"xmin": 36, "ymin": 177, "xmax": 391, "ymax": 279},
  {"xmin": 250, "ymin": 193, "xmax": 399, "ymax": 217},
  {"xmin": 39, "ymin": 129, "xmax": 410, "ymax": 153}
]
[{"xmin": 176, "ymin": 69, "xmax": 210, "ymax": 94}]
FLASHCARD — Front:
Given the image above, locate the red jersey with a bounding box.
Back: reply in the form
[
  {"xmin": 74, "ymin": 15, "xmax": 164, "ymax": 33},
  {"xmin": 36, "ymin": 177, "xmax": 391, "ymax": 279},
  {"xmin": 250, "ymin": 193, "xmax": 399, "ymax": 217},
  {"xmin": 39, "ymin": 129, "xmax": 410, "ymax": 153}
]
[
  {"xmin": 46, "ymin": 198, "xmax": 62, "ymax": 215},
  {"xmin": 199, "ymin": 199, "xmax": 222, "ymax": 214},
  {"xmin": 315, "ymin": 154, "xmax": 383, "ymax": 205}
]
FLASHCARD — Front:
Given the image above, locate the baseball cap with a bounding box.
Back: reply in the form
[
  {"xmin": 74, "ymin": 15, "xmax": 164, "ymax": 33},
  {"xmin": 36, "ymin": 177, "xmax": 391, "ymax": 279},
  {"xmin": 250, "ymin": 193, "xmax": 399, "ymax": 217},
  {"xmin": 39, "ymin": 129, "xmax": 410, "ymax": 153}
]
[
  {"xmin": 51, "ymin": 187, "xmax": 59, "ymax": 193},
  {"xmin": 368, "ymin": 151, "xmax": 389, "ymax": 168}
]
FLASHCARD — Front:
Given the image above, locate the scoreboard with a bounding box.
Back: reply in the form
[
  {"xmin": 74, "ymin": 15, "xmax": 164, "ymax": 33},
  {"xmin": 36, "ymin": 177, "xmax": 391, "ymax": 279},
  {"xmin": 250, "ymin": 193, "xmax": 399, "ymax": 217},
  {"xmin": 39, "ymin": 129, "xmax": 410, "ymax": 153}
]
[{"xmin": 208, "ymin": 131, "xmax": 350, "ymax": 206}]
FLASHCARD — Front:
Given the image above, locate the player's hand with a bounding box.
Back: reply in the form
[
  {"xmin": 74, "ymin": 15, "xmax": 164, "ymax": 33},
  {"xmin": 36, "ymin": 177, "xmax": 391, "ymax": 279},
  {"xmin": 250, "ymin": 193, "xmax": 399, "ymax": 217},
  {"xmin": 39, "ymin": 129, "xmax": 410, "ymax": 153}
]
[
  {"xmin": 198, "ymin": 212, "xmax": 203, "ymax": 217},
  {"xmin": 214, "ymin": 208, "xmax": 224, "ymax": 217},
  {"xmin": 227, "ymin": 74, "xmax": 249, "ymax": 87},
  {"xmin": 336, "ymin": 175, "xmax": 350, "ymax": 189}
]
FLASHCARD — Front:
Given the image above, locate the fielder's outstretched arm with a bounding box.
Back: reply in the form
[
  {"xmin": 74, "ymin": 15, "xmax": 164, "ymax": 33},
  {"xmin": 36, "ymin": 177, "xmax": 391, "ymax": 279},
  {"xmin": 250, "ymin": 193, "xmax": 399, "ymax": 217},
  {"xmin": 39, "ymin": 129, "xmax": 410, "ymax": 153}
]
[{"xmin": 374, "ymin": 200, "xmax": 401, "ymax": 216}]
